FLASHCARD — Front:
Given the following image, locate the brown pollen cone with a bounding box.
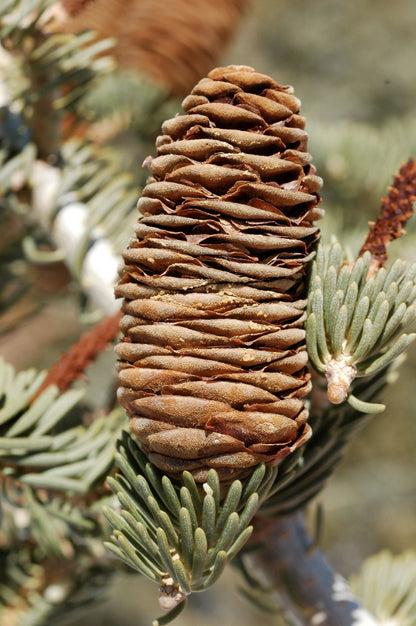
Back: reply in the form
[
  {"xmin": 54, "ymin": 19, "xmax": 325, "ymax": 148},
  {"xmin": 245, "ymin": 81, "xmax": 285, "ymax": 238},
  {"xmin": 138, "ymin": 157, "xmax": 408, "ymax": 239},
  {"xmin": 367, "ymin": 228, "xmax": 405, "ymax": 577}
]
[{"xmin": 116, "ymin": 66, "xmax": 323, "ymax": 483}]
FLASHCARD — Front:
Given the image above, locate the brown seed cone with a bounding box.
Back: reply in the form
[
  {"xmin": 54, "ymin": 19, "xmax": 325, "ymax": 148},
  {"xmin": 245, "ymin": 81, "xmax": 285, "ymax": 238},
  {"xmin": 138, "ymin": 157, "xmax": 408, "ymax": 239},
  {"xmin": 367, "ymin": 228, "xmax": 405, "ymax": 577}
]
[
  {"xmin": 48, "ymin": 0, "xmax": 247, "ymax": 95},
  {"xmin": 116, "ymin": 66, "xmax": 323, "ymax": 482}
]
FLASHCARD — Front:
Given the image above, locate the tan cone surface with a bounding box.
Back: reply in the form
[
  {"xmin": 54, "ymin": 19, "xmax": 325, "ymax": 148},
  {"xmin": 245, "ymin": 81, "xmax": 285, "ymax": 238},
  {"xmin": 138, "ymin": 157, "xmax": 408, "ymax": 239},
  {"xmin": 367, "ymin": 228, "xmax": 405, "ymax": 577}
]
[{"xmin": 116, "ymin": 66, "xmax": 323, "ymax": 482}]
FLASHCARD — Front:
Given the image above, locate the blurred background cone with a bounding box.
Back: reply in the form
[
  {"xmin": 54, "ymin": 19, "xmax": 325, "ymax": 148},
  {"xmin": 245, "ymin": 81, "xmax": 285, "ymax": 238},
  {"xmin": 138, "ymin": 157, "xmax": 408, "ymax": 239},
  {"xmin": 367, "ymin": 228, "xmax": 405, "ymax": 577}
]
[{"xmin": 49, "ymin": 0, "xmax": 248, "ymax": 95}]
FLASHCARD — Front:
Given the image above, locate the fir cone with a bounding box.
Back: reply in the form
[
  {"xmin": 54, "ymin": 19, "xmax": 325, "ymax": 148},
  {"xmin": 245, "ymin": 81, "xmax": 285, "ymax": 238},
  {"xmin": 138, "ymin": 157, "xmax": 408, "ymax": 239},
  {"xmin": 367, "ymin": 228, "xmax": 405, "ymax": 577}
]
[
  {"xmin": 49, "ymin": 0, "xmax": 247, "ymax": 95},
  {"xmin": 116, "ymin": 65, "xmax": 323, "ymax": 482}
]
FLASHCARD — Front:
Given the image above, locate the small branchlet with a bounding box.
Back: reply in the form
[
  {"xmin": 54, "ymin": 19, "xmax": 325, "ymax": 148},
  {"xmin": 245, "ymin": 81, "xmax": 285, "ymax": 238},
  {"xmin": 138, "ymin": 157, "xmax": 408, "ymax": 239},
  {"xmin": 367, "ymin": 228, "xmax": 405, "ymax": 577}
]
[
  {"xmin": 307, "ymin": 158, "xmax": 416, "ymax": 411},
  {"xmin": 0, "ymin": 356, "xmax": 124, "ymax": 547},
  {"xmin": 103, "ymin": 432, "xmax": 277, "ymax": 624},
  {"xmin": 0, "ymin": 0, "xmax": 115, "ymax": 150},
  {"xmin": 307, "ymin": 243, "xmax": 416, "ymax": 412},
  {"xmin": 350, "ymin": 549, "xmax": 416, "ymax": 624}
]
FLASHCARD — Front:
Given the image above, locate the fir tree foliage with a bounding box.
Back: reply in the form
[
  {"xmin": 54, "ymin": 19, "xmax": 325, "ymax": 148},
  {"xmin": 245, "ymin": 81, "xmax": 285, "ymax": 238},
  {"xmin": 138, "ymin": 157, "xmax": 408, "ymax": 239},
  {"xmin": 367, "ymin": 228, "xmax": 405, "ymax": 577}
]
[
  {"xmin": 0, "ymin": 356, "xmax": 124, "ymax": 536},
  {"xmin": 350, "ymin": 550, "xmax": 416, "ymax": 626},
  {"xmin": 307, "ymin": 243, "xmax": 416, "ymax": 411},
  {"xmin": 104, "ymin": 432, "xmax": 277, "ymax": 624},
  {"xmin": 0, "ymin": 0, "xmax": 114, "ymax": 145},
  {"xmin": 0, "ymin": 0, "xmax": 143, "ymax": 315},
  {"xmin": 0, "ymin": 355, "xmax": 124, "ymax": 625},
  {"xmin": 1, "ymin": 0, "xmax": 416, "ymax": 625}
]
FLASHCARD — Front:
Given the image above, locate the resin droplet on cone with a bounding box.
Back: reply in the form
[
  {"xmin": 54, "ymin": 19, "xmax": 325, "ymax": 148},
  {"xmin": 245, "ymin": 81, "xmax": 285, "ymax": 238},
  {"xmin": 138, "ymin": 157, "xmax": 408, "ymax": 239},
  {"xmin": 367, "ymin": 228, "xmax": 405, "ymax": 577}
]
[{"xmin": 116, "ymin": 65, "xmax": 323, "ymax": 482}]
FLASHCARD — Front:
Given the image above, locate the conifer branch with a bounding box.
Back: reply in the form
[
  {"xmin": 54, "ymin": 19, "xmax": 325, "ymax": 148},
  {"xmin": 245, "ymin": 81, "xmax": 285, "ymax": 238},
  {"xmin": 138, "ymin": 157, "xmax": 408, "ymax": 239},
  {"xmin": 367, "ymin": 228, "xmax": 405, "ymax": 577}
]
[
  {"xmin": 350, "ymin": 549, "xmax": 416, "ymax": 623},
  {"xmin": 1, "ymin": 6, "xmax": 416, "ymax": 622},
  {"xmin": 26, "ymin": 33, "xmax": 62, "ymax": 160},
  {"xmin": 104, "ymin": 432, "xmax": 277, "ymax": 623},
  {"xmin": 306, "ymin": 242, "xmax": 416, "ymax": 409},
  {"xmin": 0, "ymin": 353, "xmax": 125, "ymax": 625},
  {"xmin": 0, "ymin": 0, "xmax": 133, "ymax": 314},
  {"xmin": 239, "ymin": 512, "xmax": 379, "ymax": 626}
]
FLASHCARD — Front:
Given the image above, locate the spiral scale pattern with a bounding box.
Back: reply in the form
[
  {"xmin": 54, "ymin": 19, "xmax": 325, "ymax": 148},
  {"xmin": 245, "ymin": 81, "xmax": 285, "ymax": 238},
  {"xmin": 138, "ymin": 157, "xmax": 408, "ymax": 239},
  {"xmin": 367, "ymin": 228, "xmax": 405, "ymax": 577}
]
[{"xmin": 116, "ymin": 66, "xmax": 323, "ymax": 482}]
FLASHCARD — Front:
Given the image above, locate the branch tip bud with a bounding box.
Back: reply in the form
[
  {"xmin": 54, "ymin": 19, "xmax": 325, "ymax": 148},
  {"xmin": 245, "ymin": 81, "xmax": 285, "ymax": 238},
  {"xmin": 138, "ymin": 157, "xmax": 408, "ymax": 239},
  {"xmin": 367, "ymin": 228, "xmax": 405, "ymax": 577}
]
[
  {"xmin": 158, "ymin": 582, "xmax": 187, "ymax": 611},
  {"xmin": 324, "ymin": 358, "xmax": 357, "ymax": 405}
]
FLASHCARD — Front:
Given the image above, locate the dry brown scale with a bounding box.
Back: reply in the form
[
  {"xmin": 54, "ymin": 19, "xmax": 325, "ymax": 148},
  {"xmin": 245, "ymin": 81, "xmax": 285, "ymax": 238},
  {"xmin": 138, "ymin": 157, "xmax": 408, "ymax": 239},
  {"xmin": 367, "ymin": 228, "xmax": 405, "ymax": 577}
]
[{"xmin": 116, "ymin": 66, "xmax": 324, "ymax": 483}]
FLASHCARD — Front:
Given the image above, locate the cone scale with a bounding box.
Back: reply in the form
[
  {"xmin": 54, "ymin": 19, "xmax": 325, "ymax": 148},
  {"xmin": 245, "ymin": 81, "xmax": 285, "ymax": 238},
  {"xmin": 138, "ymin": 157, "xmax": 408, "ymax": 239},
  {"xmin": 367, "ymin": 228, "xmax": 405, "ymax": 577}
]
[{"xmin": 116, "ymin": 66, "xmax": 323, "ymax": 482}]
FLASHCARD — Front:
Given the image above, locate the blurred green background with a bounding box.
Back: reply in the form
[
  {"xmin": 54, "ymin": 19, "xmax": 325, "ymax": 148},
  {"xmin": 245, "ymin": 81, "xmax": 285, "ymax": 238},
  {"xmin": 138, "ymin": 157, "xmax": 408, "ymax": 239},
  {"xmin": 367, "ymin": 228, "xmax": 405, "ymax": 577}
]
[{"xmin": 1, "ymin": 0, "xmax": 416, "ymax": 624}]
